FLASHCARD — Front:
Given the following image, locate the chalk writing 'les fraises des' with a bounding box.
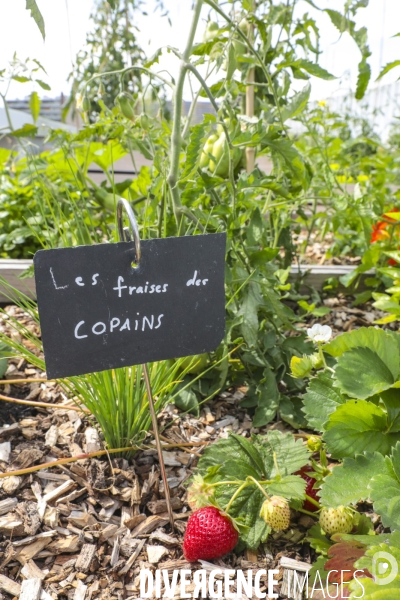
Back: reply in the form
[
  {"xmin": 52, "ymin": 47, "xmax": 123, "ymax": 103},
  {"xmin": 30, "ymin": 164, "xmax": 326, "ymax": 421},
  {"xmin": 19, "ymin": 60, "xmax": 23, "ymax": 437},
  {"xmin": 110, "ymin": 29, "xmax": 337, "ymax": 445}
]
[{"xmin": 63, "ymin": 270, "xmax": 210, "ymax": 340}]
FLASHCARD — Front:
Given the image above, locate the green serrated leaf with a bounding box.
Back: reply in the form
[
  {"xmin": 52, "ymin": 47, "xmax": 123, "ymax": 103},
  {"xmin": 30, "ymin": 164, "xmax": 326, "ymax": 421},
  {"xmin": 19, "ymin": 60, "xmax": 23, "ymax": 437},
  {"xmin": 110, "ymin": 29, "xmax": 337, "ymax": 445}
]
[
  {"xmin": 302, "ymin": 371, "xmax": 346, "ymax": 432},
  {"xmin": 279, "ymin": 395, "xmax": 308, "ymax": 429},
  {"xmin": 209, "ymin": 478, "xmax": 269, "ymax": 550},
  {"xmin": 36, "ymin": 79, "xmax": 51, "ymax": 91},
  {"xmin": 320, "ymin": 452, "xmax": 389, "ymax": 507},
  {"xmin": 335, "ymin": 346, "xmax": 396, "ymax": 400},
  {"xmin": 356, "ymin": 57, "xmax": 371, "ymax": 100},
  {"xmin": 325, "ymin": 327, "xmax": 400, "ymax": 380},
  {"xmin": 239, "ymin": 281, "xmax": 263, "ymax": 347},
  {"xmin": 381, "ymin": 390, "xmax": 400, "ymax": 433},
  {"xmin": 26, "ymin": 0, "xmax": 45, "ymax": 40},
  {"xmin": 307, "ymin": 524, "xmax": 333, "ymax": 556},
  {"xmin": 198, "ymin": 431, "xmax": 266, "ymax": 479},
  {"xmin": 370, "ymin": 474, "xmax": 400, "ymax": 530},
  {"xmin": 29, "ymin": 91, "xmax": 41, "ymax": 123},
  {"xmin": 253, "ymin": 430, "xmax": 310, "ymax": 477},
  {"xmin": 323, "ymin": 400, "xmax": 400, "ymax": 458},
  {"xmin": 12, "ymin": 123, "xmax": 38, "ymax": 138},
  {"xmin": 350, "ymin": 544, "xmax": 400, "ymax": 598},
  {"xmin": 309, "ymin": 555, "xmax": 329, "ymax": 587},
  {"xmin": 377, "ymin": 59, "xmax": 400, "ymax": 81},
  {"xmin": 267, "ymin": 474, "xmax": 306, "ymax": 501},
  {"xmin": 180, "ymin": 121, "xmax": 210, "ymax": 182},
  {"xmin": 390, "ymin": 441, "xmax": 400, "ymax": 481},
  {"xmin": 281, "ymin": 83, "xmax": 311, "ymax": 122},
  {"xmin": 297, "ymin": 59, "xmax": 336, "ymax": 80}
]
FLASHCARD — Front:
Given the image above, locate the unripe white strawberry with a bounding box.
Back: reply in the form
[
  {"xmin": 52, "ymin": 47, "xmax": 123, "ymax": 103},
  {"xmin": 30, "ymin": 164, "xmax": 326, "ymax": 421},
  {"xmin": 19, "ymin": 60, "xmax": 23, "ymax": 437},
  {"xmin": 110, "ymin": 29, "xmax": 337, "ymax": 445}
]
[
  {"xmin": 260, "ymin": 496, "xmax": 290, "ymax": 531},
  {"xmin": 319, "ymin": 506, "xmax": 354, "ymax": 535}
]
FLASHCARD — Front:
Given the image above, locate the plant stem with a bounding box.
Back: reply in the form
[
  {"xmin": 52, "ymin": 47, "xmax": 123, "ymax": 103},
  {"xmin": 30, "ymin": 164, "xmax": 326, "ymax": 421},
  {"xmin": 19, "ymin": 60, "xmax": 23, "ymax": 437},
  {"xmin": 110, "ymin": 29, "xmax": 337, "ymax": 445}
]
[
  {"xmin": 224, "ymin": 481, "xmax": 249, "ymax": 514},
  {"xmin": 297, "ymin": 507, "xmax": 318, "ymax": 518},
  {"xmin": 247, "ymin": 476, "xmax": 271, "ymax": 500},
  {"xmin": 0, "ymin": 392, "xmax": 89, "ymax": 413},
  {"xmin": 209, "ymin": 480, "xmax": 244, "ymax": 488},
  {"xmin": 167, "ymin": 0, "xmax": 204, "ymax": 224},
  {"xmin": 305, "ymin": 494, "xmax": 321, "ymax": 510},
  {"xmin": 204, "ymin": 0, "xmax": 286, "ymax": 130},
  {"xmin": 246, "ymin": 2, "xmax": 255, "ymax": 173}
]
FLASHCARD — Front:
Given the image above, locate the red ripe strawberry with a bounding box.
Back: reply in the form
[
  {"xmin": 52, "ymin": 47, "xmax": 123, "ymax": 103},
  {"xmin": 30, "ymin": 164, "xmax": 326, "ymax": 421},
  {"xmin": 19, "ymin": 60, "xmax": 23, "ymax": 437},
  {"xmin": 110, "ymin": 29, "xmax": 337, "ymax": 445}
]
[
  {"xmin": 183, "ymin": 506, "xmax": 238, "ymax": 561},
  {"xmin": 295, "ymin": 465, "xmax": 320, "ymax": 512}
]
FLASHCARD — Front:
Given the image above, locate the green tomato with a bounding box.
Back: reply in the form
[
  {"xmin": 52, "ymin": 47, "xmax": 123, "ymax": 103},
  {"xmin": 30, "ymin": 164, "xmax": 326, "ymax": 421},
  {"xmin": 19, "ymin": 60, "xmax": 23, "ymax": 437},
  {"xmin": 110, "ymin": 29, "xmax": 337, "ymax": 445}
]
[
  {"xmin": 116, "ymin": 92, "xmax": 136, "ymax": 120},
  {"xmin": 209, "ymin": 133, "xmax": 242, "ymax": 177},
  {"xmin": 216, "ymin": 117, "xmax": 236, "ymax": 136},
  {"xmin": 180, "ymin": 353, "xmax": 210, "ymax": 374},
  {"xmin": 139, "ymin": 113, "xmax": 150, "ymax": 130},
  {"xmin": 199, "ymin": 134, "xmax": 218, "ymax": 168},
  {"xmin": 203, "ymin": 21, "xmax": 219, "ymax": 42},
  {"xmin": 233, "ymin": 39, "xmax": 247, "ymax": 56},
  {"xmin": 238, "ymin": 17, "xmax": 250, "ymax": 35},
  {"xmin": 209, "ymin": 133, "xmax": 228, "ymax": 175}
]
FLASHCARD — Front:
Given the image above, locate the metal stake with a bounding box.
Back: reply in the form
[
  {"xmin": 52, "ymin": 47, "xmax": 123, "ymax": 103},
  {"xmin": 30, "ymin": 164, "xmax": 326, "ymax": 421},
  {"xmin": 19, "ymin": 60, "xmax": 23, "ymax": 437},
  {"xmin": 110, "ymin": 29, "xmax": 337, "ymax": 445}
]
[{"xmin": 117, "ymin": 198, "xmax": 175, "ymax": 532}]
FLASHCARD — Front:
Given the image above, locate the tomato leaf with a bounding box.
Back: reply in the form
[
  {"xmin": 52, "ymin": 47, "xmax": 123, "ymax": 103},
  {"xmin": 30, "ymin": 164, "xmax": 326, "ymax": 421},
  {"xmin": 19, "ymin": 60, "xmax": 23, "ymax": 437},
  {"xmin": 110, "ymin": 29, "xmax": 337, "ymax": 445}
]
[
  {"xmin": 29, "ymin": 91, "xmax": 41, "ymax": 123},
  {"xmin": 26, "ymin": 0, "xmax": 45, "ymax": 40}
]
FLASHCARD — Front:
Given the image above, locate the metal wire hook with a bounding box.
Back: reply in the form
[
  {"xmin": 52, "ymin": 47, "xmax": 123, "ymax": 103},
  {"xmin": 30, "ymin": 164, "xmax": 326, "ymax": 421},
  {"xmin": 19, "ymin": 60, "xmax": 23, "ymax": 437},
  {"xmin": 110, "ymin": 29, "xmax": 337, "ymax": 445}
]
[{"xmin": 117, "ymin": 197, "xmax": 141, "ymax": 264}]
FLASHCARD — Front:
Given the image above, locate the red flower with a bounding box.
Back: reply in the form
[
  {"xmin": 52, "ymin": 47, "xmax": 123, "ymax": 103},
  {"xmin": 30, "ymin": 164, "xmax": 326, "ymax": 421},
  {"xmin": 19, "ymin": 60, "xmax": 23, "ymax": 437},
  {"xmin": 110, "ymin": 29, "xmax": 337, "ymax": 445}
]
[{"xmin": 371, "ymin": 207, "xmax": 400, "ymax": 264}]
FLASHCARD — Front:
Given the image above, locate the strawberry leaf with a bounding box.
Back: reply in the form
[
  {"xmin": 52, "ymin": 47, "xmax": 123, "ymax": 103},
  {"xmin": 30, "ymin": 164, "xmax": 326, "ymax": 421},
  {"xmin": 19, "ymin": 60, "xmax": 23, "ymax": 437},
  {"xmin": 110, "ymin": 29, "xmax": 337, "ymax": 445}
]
[
  {"xmin": 320, "ymin": 452, "xmax": 390, "ymax": 507},
  {"xmin": 309, "ymin": 555, "xmax": 329, "ymax": 584},
  {"xmin": 307, "ymin": 524, "xmax": 333, "ymax": 556},
  {"xmin": 335, "ymin": 347, "xmax": 396, "ymax": 399},
  {"xmin": 198, "ymin": 431, "xmax": 267, "ymax": 477},
  {"xmin": 266, "ymin": 474, "xmax": 306, "ymax": 501},
  {"xmin": 302, "ymin": 371, "xmax": 346, "ymax": 432},
  {"xmin": 324, "ymin": 327, "xmax": 400, "ymax": 380},
  {"xmin": 323, "ymin": 400, "xmax": 400, "ymax": 458},
  {"xmin": 350, "ymin": 543, "xmax": 400, "ymax": 598},
  {"xmin": 253, "ymin": 430, "xmax": 310, "ymax": 476},
  {"xmin": 369, "ymin": 473, "xmax": 400, "ymax": 530},
  {"xmin": 325, "ymin": 541, "xmax": 370, "ymax": 583},
  {"xmin": 332, "ymin": 532, "xmax": 400, "ymax": 546}
]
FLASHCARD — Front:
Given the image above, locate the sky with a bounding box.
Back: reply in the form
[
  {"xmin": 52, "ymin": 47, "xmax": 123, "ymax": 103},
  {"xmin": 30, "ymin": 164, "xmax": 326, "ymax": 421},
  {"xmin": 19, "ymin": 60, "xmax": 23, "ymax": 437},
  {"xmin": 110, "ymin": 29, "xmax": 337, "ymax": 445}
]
[{"xmin": 0, "ymin": 0, "xmax": 399, "ymax": 104}]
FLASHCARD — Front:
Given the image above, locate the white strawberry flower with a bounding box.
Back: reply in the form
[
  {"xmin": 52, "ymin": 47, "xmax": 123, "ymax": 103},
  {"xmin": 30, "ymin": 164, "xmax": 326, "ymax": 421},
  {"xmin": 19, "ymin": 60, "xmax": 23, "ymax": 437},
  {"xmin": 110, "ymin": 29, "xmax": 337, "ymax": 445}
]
[{"xmin": 307, "ymin": 323, "xmax": 332, "ymax": 343}]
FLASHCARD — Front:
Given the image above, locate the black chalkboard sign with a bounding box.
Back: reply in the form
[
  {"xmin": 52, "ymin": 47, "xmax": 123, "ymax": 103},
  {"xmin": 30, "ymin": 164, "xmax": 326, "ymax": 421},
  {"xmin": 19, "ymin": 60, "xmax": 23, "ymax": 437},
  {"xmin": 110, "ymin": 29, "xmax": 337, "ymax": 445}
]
[{"xmin": 33, "ymin": 233, "xmax": 226, "ymax": 379}]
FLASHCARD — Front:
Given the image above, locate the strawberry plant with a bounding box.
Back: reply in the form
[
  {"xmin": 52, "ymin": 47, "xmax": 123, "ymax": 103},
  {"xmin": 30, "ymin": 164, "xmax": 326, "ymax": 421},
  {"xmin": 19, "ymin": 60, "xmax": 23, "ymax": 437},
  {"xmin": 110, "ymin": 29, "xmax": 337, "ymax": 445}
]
[
  {"xmin": 187, "ymin": 430, "xmax": 312, "ymax": 549},
  {"xmin": 295, "ymin": 327, "xmax": 400, "ymax": 458}
]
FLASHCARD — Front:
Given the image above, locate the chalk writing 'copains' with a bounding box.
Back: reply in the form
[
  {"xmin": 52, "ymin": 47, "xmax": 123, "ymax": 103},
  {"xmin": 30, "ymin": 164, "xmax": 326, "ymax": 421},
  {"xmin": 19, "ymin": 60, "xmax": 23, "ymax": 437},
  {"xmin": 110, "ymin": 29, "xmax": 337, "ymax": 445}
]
[{"xmin": 74, "ymin": 314, "xmax": 164, "ymax": 339}]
